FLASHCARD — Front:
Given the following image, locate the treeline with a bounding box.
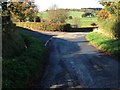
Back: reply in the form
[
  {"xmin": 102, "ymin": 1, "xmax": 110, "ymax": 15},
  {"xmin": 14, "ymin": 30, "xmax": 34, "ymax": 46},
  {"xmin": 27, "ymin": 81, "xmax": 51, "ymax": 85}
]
[
  {"xmin": 1, "ymin": 1, "xmax": 40, "ymax": 22},
  {"xmin": 46, "ymin": 8, "xmax": 102, "ymax": 12}
]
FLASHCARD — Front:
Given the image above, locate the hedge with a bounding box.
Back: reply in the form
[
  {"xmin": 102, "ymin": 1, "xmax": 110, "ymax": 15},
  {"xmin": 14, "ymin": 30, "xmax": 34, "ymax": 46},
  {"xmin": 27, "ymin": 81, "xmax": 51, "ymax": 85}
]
[{"xmin": 16, "ymin": 22, "xmax": 72, "ymax": 32}]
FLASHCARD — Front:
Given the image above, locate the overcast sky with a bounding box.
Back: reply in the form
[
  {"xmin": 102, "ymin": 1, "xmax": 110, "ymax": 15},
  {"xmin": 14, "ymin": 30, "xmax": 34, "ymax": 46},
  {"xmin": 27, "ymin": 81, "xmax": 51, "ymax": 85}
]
[{"xmin": 34, "ymin": 0, "xmax": 104, "ymax": 11}]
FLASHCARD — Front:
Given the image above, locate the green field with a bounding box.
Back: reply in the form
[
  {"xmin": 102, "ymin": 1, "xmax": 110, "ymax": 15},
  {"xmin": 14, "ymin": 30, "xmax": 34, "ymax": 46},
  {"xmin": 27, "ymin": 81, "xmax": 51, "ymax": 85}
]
[
  {"xmin": 68, "ymin": 11, "xmax": 84, "ymax": 18},
  {"xmin": 37, "ymin": 12, "xmax": 49, "ymax": 19},
  {"xmin": 38, "ymin": 11, "xmax": 98, "ymax": 27},
  {"xmin": 66, "ymin": 17, "xmax": 98, "ymax": 27},
  {"xmin": 67, "ymin": 11, "xmax": 97, "ymax": 27}
]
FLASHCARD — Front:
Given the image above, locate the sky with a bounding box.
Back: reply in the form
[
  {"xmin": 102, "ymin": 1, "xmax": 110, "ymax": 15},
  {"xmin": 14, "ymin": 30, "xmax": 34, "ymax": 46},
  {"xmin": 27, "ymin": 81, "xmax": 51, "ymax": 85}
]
[{"xmin": 34, "ymin": 0, "xmax": 104, "ymax": 11}]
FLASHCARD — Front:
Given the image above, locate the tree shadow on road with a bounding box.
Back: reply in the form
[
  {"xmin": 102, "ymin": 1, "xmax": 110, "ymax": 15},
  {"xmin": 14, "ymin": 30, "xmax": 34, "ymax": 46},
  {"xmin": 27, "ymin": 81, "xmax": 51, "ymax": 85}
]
[{"xmin": 16, "ymin": 26, "xmax": 57, "ymax": 44}]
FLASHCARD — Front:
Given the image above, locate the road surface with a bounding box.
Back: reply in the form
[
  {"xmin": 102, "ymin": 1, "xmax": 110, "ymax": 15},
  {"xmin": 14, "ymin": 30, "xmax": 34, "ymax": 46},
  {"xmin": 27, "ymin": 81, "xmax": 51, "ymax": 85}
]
[{"xmin": 18, "ymin": 28, "xmax": 120, "ymax": 88}]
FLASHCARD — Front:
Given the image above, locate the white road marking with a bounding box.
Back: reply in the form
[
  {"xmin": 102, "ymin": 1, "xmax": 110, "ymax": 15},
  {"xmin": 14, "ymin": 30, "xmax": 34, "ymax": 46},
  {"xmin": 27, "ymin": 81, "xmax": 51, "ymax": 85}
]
[
  {"xmin": 44, "ymin": 37, "xmax": 53, "ymax": 46},
  {"xmin": 44, "ymin": 33, "xmax": 66, "ymax": 46},
  {"xmin": 44, "ymin": 32, "xmax": 87, "ymax": 46}
]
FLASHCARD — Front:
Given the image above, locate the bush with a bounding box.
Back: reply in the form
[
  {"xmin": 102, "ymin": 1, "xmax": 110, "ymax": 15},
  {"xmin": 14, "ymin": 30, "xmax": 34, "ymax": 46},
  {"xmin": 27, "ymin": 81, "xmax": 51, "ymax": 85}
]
[
  {"xmin": 16, "ymin": 22, "xmax": 66, "ymax": 31},
  {"xmin": 35, "ymin": 16, "xmax": 41, "ymax": 22},
  {"xmin": 98, "ymin": 9, "xmax": 111, "ymax": 20},
  {"xmin": 98, "ymin": 16, "xmax": 120, "ymax": 39},
  {"xmin": 91, "ymin": 23, "xmax": 97, "ymax": 26},
  {"xmin": 69, "ymin": 16, "xmax": 73, "ymax": 19},
  {"xmin": 47, "ymin": 9, "xmax": 68, "ymax": 23},
  {"xmin": 111, "ymin": 18, "xmax": 120, "ymax": 39},
  {"xmin": 63, "ymin": 24, "xmax": 71, "ymax": 31}
]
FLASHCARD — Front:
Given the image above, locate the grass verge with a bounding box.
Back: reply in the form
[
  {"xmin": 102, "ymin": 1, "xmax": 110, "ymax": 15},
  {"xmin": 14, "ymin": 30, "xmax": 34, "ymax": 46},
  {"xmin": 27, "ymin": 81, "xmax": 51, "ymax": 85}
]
[
  {"xmin": 86, "ymin": 32, "xmax": 120, "ymax": 56},
  {"xmin": 3, "ymin": 31, "xmax": 46, "ymax": 88}
]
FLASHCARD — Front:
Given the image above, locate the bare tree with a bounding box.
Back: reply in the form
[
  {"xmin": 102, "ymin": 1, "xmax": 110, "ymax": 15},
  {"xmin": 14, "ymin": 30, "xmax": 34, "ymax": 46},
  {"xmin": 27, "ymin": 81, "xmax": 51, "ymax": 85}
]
[{"xmin": 47, "ymin": 5, "xmax": 68, "ymax": 23}]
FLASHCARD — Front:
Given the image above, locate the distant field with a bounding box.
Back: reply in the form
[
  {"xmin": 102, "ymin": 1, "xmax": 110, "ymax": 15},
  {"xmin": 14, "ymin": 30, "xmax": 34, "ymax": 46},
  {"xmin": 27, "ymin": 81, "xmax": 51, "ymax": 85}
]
[
  {"xmin": 67, "ymin": 11, "xmax": 98, "ymax": 27},
  {"xmin": 80, "ymin": 17, "xmax": 98, "ymax": 27},
  {"xmin": 66, "ymin": 17, "xmax": 98, "ymax": 27},
  {"xmin": 38, "ymin": 11, "xmax": 98, "ymax": 27},
  {"xmin": 68, "ymin": 11, "xmax": 84, "ymax": 18},
  {"xmin": 37, "ymin": 12, "xmax": 49, "ymax": 19}
]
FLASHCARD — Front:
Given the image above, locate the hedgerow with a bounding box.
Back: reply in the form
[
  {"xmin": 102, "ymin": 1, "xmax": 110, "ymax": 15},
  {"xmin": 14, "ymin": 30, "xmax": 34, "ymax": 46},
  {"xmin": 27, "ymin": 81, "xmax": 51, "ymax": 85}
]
[{"xmin": 16, "ymin": 22, "xmax": 71, "ymax": 32}]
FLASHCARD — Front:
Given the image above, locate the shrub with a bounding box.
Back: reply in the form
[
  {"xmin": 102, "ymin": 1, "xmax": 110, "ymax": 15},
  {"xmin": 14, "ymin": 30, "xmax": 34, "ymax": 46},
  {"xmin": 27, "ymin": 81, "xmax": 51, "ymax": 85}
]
[
  {"xmin": 63, "ymin": 24, "xmax": 71, "ymax": 31},
  {"xmin": 35, "ymin": 16, "xmax": 41, "ymax": 22},
  {"xmin": 69, "ymin": 16, "xmax": 73, "ymax": 19},
  {"xmin": 96, "ymin": 2, "xmax": 120, "ymax": 39},
  {"xmin": 16, "ymin": 22, "xmax": 66, "ymax": 31},
  {"xmin": 98, "ymin": 9, "xmax": 111, "ymax": 20},
  {"xmin": 98, "ymin": 16, "xmax": 120, "ymax": 39},
  {"xmin": 91, "ymin": 23, "xmax": 97, "ymax": 26},
  {"xmin": 47, "ymin": 9, "xmax": 68, "ymax": 23},
  {"xmin": 111, "ymin": 17, "xmax": 120, "ymax": 39}
]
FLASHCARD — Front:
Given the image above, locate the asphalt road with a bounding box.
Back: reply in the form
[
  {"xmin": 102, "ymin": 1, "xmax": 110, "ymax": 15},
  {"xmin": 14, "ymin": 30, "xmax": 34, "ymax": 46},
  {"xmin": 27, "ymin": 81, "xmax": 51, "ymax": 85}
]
[{"xmin": 18, "ymin": 28, "xmax": 120, "ymax": 88}]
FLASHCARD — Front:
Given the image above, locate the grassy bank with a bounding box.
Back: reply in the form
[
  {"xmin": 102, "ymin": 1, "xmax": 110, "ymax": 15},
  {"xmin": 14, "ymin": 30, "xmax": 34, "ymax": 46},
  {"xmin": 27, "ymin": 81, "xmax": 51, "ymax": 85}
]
[
  {"xmin": 3, "ymin": 31, "xmax": 46, "ymax": 88},
  {"xmin": 86, "ymin": 32, "xmax": 120, "ymax": 55}
]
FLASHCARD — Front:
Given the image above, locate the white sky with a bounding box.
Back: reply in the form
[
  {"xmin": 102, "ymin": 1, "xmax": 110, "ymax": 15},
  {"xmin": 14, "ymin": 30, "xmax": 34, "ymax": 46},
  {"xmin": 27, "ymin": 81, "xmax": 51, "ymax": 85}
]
[{"xmin": 34, "ymin": 0, "xmax": 104, "ymax": 11}]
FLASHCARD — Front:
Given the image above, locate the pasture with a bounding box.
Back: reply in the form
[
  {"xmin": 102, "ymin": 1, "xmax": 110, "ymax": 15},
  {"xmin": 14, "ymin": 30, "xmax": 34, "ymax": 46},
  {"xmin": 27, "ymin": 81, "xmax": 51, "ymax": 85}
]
[{"xmin": 66, "ymin": 17, "xmax": 98, "ymax": 27}]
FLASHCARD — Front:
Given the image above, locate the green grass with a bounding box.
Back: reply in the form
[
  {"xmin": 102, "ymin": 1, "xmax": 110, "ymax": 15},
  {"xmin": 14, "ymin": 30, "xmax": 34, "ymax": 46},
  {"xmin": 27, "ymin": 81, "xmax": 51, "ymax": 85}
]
[
  {"xmin": 66, "ymin": 11, "xmax": 98, "ymax": 27},
  {"xmin": 66, "ymin": 17, "xmax": 98, "ymax": 27},
  {"xmin": 3, "ymin": 31, "xmax": 46, "ymax": 88},
  {"xmin": 68, "ymin": 11, "xmax": 84, "ymax": 18},
  {"xmin": 80, "ymin": 17, "xmax": 98, "ymax": 27},
  {"xmin": 37, "ymin": 12, "xmax": 49, "ymax": 20},
  {"xmin": 86, "ymin": 32, "xmax": 120, "ymax": 55}
]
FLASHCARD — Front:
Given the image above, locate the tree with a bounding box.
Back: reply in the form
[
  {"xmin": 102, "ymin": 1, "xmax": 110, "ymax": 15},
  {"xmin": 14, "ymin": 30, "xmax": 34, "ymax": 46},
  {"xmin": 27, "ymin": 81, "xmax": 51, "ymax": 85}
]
[
  {"xmin": 2, "ymin": 1, "xmax": 13, "ymax": 33},
  {"xmin": 47, "ymin": 5, "xmax": 68, "ymax": 23},
  {"xmin": 98, "ymin": 1, "xmax": 120, "ymax": 39},
  {"xmin": 48, "ymin": 9, "xmax": 68, "ymax": 23},
  {"xmin": 2, "ymin": 1, "xmax": 25, "ymax": 58},
  {"xmin": 100, "ymin": 1, "xmax": 120, "ymax": 17},
  {"xmin": 8, "ymin": 0, "xmax": 39, "ymax": 22},
  {"xmin": 98, "ymin": 9, "xmax": 111, "ymax": 20}
]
